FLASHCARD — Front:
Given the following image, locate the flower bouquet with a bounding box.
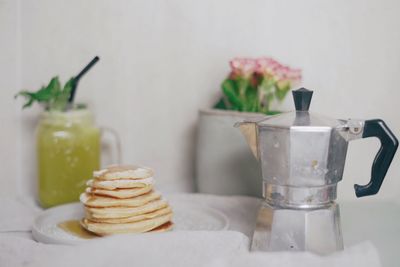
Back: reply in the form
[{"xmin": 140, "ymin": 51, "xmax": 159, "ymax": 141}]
[{"xmin": 215, "ymin": 57, "xmax": 301, "ymax": 115}]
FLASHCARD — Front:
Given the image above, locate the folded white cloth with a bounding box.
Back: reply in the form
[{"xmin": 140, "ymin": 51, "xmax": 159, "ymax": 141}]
[
  {"xmin": 209, "ymin": 241, "xmax": 381, "ymax": 267},
  {"xmin": 0, "ymin": 233, "xmax": 380, "ymax": 267},
  {"xmin": 0, "ymin": 231, "xmax": 250, "ymax": 267}
]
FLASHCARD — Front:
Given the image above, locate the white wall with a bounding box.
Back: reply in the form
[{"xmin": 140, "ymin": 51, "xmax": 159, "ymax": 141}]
[
  {"xmin": 2, "ymin": 0, "xmax": 400, "ymax": 201},
  {"xmin": 0, "ymin": 0, "xmax": 19, "ymax": 197}
]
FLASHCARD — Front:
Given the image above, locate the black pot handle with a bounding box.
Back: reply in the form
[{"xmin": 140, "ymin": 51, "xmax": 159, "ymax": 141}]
[{"xmin": 354, "ymin": 119, "xmax": 399, "ymax": 197}]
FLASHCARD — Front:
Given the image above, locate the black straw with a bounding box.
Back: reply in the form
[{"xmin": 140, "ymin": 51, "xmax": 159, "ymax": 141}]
[{"xmin": 68, "ymin": 56, "xmax": 100, "ymax": 103}]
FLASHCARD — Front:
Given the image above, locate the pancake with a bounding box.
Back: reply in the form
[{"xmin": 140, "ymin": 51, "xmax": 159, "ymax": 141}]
[
  {"xmin": 94, "ymin": 165, "xmax": 154, "ymax": 180},
  {"xmin": 150, "ymin": 221, "xmax": 173, "ymax": 233},
  {"xmin": 87, "ymin": 177, "xmax": 154, "ymax": 190},
  {"xmin": 81, "ymin": 164, "xmax": 172, "ymax": 235},
  {"xmin": 88, "ymin": 206, "xmax": 172, "ymax": 224},
  {"xmin": 86, "ymin": 185, "xmax": 153, "ymax": 199},
  {"xmin": 80, "ymin": 190, "xmax": 161, "ymax": 208},
  {"xmin": 85, "ymin": 199, "xmax": 169, "ymax": 219},
  {"xmin": 81, "ymin": 213, "xmax": 173, "ymax": 235}
]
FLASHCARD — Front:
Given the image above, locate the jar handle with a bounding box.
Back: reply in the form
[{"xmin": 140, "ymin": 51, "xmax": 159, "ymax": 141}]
[{"xmin": 100, "ymin": 127, "xmax": 122, "ymax": 165}]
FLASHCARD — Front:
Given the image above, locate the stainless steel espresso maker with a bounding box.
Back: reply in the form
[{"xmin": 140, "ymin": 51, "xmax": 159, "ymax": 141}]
[{"xmin": 236, "ymin": 88, "xmax": 398, "ymax": 254}]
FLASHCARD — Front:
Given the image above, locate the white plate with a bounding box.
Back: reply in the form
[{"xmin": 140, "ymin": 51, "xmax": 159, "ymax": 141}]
[{"xmin": 32, "ymin": 201, "xmax": 229, "ymax": 245}]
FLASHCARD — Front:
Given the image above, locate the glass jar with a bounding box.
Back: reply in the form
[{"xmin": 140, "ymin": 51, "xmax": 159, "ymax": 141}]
[{"xmin": 36, "ymin": 108, "xmax": 119, "ymax": 208}]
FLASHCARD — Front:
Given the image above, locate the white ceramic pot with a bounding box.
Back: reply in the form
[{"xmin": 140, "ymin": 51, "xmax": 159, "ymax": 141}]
[{"xmin": 195, "ymin": 109, "xmax": 265, "ymax": 197}]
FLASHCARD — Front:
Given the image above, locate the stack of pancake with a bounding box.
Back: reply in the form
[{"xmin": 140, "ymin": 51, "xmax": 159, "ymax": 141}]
[{"xmin": 80, "ymin": 165, "xmax": 173, "ymax": 236}]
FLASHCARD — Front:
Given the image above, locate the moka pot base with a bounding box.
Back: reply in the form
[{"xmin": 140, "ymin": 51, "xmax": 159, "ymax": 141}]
[{"xmin": 251, "ymin": 182, "xmax": 343, "ymax": 254}]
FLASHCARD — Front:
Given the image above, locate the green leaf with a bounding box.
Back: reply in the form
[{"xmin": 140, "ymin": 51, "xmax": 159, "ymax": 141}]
[
  {"xmin": 275, "ymin": 82, "xmax": 290, "ymax": 101},
  {"xmin": 244, "ymin": 85, "xmax": 258, "ymax": 112},
  {"xmin": 51, "ymin": 77, "xmax": 74, "ymax": 110},
  {"xmin": 15, "ymin": 76, "xmax": 74, "ymax": 111},
  {"xmin": 222, "ymin": 79, "xmax": 242, "ymax": 110},
  {"xmin": 214, "ymin": 97, "xmax": 227, "ymax": 110},
  {"xmin": 22, "ymin": 97, "xmax": 34, "ymax": 109},
  {"xmin": 15, "ymin": 89, "xmax": 42, "ymax": 108},
  {"xmin": 237, "ymin": 78, "xmax": 249, "ymax": 97},
  {"xmin": 36, "ymin": 77, "xmax": 61, "ymax": 102}
]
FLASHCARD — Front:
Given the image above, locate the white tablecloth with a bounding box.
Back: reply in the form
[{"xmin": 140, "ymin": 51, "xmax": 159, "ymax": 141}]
[{"xmin": 0, "ymin": 193, "xmax": 397, "ymax": 267}]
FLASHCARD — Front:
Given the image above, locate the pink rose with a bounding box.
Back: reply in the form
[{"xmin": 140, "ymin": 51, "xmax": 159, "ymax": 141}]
[
  {"xmin": 230, "ymin": 58, "xmax": 257, "ymax": 78},
  {"xmin": 229, "ymin": 57, "xmax": 301, "ymax": 85},
  {"xmin": 255, "ymin": 57, "xmax": 301, "ymax": 84},
  {"xmin": 255, "ymin": 57, "xmax": 279, "ymax": 75}
]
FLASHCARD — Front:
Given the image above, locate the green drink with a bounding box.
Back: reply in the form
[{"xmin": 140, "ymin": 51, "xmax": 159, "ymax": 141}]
[{"xmin": 37, "ymin": 109, "xmax": 100, "ymax": 208}]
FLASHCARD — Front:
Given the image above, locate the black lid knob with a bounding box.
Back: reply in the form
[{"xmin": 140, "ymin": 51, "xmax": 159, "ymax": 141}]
[{"xmin": 292, "ymin": 88, "xmax": 313, "ymax": 111}]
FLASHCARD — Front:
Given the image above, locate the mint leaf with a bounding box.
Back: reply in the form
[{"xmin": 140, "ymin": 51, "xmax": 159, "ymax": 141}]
[
  {"xmin": 15, "ymin": 76, "xmax": 74, "ymax": 111},
  {"xmin": 50, "ymin": 77, "xmax": 74, "ymax": 110}
]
